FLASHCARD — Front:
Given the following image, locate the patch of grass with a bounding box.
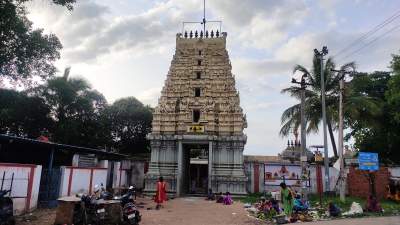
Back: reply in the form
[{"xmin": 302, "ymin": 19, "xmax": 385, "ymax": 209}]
[
  {"xmin": 308, "ymin": 194, "xmax": 400, "ymax": 216},
  {"xmin": 234, "ymin": 193, "xmax": 263, "ymax": 204}
]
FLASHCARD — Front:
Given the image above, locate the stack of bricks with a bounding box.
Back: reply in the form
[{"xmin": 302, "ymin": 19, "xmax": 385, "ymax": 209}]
[{"xmin": 347, "ymin": 166, "xmax": 390, "ymax": 199}]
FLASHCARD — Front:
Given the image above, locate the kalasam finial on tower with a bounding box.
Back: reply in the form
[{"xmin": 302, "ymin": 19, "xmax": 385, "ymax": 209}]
[{"xmin": 181, "ymin": 0, "xmax": 222, "ymax": 37}]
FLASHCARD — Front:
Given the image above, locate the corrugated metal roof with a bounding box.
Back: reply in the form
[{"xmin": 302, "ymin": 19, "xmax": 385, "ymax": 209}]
[{"xmin": 0, "ymin": 134, "xmax": 127, "ymax": 160}]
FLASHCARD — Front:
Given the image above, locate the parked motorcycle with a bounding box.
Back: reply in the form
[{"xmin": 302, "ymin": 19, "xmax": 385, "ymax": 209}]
[
  {"xmin": 114, "ymin": 186, "xmax": 141, "ymax": 225},
  {"xmin": 74, "ymin": 194, "xmax": 107, "ymax": 225},
  {"xmin": 98, "ymin": 183, "xmax": 113, "ymax": 200},
  {"xmin": 0, "ymin": 190, "xmax": 14, "ymax": 225},
  {"xmin": 0, "ymin": 172, "xmax": 14, "ymax": 225}
]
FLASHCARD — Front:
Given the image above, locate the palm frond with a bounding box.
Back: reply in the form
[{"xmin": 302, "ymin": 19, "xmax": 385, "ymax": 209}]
[{"xmin": 280, "ymin": 104, "xmax": 300, "ymax": 124}]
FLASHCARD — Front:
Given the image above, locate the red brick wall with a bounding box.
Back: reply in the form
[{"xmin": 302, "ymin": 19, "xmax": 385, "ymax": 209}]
[{"xmin": 347, "ymin": 166, "xmax": 389, "ymax": 199}]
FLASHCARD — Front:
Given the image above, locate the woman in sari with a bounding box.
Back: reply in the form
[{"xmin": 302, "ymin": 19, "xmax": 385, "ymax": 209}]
[
  {"xmin": 280, "ymin": 182, "xmax": 293, "ymax": 216},
  {"xmin": 155, "ymin": 176, "xmax": 167, "ymax": 209}
]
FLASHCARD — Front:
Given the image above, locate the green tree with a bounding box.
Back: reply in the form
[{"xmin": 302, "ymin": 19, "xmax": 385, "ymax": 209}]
[
  {"xmin": 0, "ymin": 0, "xmax": 75, "ymax": 87},
  {"xmin": 30, "ymin": 68, "xmax": 109, "ymax": 148},
  {"xmin": 103, "ymin": 97, "xmax": 153, "ymax": 154},
  {"xmin": 350, "ymin": 70, "xmax": 400, "ymax": 163},
  {"xmin": 0, "ymin": 88, "xmax": 52, "ymax": 137},
  {"xmin": 280, "ymin": 56, "xmax": 349, "ymax": 157},
  {"xmin": 386, "ymin": 53, "xmax": 400, "ymax": 123}
]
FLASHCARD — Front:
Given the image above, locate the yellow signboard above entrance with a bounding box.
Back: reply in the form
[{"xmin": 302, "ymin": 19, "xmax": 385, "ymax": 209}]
[{"xmin": 187, "ymin": 125, "xmax": 205, "ymax": 133}]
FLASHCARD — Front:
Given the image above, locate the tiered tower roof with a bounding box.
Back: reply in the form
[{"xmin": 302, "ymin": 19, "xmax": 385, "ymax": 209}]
[{"xmin": 151, "ymin": 31, "xmax": 247, "ymax": 136}]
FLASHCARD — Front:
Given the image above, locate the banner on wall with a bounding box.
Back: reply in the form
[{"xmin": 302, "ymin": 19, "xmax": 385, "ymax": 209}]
[{"xmin": 264, "ymin": 164, "xmax": 302, "ymax": 187}]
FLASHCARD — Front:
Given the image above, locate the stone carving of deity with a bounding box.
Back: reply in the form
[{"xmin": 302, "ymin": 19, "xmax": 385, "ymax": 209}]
[{"xmin": 205, "ymin": 98, "xmax": 215, "ymax": 112}]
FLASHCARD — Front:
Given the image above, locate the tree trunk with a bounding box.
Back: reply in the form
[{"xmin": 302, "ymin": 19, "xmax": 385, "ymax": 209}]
[{"xmin": 327, "ymin": 119, "xmax": 338, "ymax": 158}]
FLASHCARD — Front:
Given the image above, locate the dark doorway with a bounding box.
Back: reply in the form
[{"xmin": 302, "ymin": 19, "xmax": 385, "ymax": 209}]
[
  {"xmin": 182, "ymin": 144, "xmax": 208, "ymax": 195},
  {"xmin": 38, "ymin": 168, "xmax": 62, "ymax": 208}
]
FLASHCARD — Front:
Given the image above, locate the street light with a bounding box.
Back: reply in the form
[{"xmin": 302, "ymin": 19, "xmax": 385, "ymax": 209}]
[
  {"xmin": 314, "ymin": 46, "xmax": 330, "ymax": 192},
  {"xmin": 291, "ymin": 72, "xmax": 311, "ymax": 199}
]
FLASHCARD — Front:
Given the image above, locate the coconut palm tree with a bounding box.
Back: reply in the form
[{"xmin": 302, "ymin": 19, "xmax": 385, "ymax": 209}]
[
  {"xmin": 280, "ymin": 56, "xmax": 356, "ymax": 158},
  {"xmin": 29, "ymin": 67, "xmax": 109, "ymax": 147}
]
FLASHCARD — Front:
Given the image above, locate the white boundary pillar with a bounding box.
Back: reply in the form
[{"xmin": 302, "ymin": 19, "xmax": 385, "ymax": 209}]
[
  {"xmin": 208, "ymin": 141, "xmax": 213, "ymax": 190},
  {"xmin": 177, "ymin": 141, "xmax": 183, "ymax": 196}
]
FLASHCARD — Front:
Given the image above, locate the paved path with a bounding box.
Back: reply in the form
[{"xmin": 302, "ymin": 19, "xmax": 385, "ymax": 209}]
[
  {"xmin": 15, "ymin": 196, "xmax": 399, "ymax": 225},
  {"xmin": 140, "ymin": 197, "xmax": 262, "ymax": 225}
]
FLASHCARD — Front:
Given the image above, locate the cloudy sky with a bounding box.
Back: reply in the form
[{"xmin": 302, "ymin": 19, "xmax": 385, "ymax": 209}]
[{"xmin": 26, "ymin": 0, "xmax": 400, "ymax": 156}]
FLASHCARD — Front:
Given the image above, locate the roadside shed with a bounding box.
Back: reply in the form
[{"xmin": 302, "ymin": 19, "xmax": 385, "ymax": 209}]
[{"xmin": 0, "ymin": 134, "xmax": 127, "ymax": 212}]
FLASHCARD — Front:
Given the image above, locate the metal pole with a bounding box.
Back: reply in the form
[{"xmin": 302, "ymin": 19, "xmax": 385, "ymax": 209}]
[
  {"xmin": 319, "ymin": 51, "xmax": 330, "ymax": 192},
  {"xmin": 338, "ymin": 78, "xmax": 345, "ymax": 201},
  {"xmin": 300, "ymin": 82, "xmax": 307, "ymax": 200},
  {"xmin": 203, "ymin": 0, "xmax": 206, "ymax": 34}
]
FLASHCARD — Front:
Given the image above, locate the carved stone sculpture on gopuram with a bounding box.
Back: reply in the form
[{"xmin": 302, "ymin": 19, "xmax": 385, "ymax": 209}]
[{"xmin": 144, "ymin": 29, "xmax": 248, "ymax": 196}]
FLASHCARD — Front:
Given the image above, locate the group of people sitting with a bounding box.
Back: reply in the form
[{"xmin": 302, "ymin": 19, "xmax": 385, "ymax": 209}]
[
  {"xmin": 206, "ymin": 189, "xmax": 233, "ymax": 205},
  {"xmin": 256, "ymin": 197, "xmax": 281, "ymax": 214}
]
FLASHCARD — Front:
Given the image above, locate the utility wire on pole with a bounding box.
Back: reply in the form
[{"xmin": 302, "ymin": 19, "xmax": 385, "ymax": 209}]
[
  {"xmin": 331, "ymin": 68, "xmax": 354, "ymax": 202},
  {"xmin": 291, "ymin": 74, "xmax": 311, "ymax": 200},
  {"xmin": 314, "ymin": 46, "xmax": 330, "ymax": 192},
  {"xmin": 334, "ymin": 9, "xmax": 400, "ymax": 58}
]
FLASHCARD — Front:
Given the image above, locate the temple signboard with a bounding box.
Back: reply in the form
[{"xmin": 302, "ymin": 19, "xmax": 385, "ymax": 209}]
[{"xmin": 187, "ymin": 125, "xmax": 205, "ymax": 133}]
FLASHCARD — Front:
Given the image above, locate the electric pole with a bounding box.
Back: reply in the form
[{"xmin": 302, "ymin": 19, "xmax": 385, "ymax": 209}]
[
  {"xmin": 332, "ymin": 68, "xmax": 353, "ymax": 202},
  {"xmin": 291, "ymin": 74, "xmax": 310, "ymax": 200},
  {"xmin": 338, "ymin": 76, "xmax": 345, "ymax": 201},
  {"xmin": 314, "ymin": 46, "xmax": 330, "ymax": 192}
]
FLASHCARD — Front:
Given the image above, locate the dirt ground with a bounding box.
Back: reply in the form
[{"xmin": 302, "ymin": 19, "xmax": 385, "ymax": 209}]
[
  {"xmin": 15, "ymin": 197, "xmax": 400, "ymax": 225},
  {"xmin": 16, "ymin": 208, "xmax": 56, "ymax": 225},
  {"xmin": 140, "ymin": 197, "xmax": 262, "ymax": 225},
  {"xmin": 310, "ymin": 216, "xmax": 400, "ymax": 225},
  {"xmin": 15, "ymin": 197, "xmax": 262, "ymax": 225}
]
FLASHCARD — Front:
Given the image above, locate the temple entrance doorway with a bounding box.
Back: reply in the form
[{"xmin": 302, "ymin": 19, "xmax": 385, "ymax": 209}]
[{"xmin": 182, "ymin": 144, "xmax": 209, "ymax": 195}]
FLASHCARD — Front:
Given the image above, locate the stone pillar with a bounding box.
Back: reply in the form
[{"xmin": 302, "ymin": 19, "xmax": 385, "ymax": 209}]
[
  {"xmin": 176, "ymin": 141, "xmax": 183, "ymax": 196},
  {"xmin": 208, "ymin": 141, "xmax": 213, "ymax": 190}
]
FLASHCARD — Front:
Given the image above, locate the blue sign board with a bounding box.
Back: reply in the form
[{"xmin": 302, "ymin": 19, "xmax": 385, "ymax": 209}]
[{"xmin": 358, "ymin": 152, "xmax": 379, "ymax": 171}]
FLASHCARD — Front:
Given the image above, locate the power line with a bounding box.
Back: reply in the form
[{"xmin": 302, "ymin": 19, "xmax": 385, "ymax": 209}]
[
  {"xmin": 338, "ymin": 23, "xmax": 400, "ymax": 62},
  {"xmin": 334, "ymin": 9, "xmax": 400, "ymax": 58}
]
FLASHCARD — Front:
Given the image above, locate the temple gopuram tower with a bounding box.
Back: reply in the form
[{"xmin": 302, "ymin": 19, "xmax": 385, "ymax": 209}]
[{"xmin": 144, "ymin": 29, "xmax": 247, "ymax": 196}]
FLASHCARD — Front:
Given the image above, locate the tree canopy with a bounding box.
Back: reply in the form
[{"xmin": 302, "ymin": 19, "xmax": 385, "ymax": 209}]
[
  {"xmin": 280, "ymin": 56, "xmax": 361, "ymax": 158},
  {"xmin": 349, "ymin": 53, "xmax": 400, "ymax": 164},
  {"xmin": 0, "ymin": 0, "xmax": 75, "ymax": 87},
  {"xmin": 0, "ymin": 68, "xmax": 153, "ymax": 155},
  {"xmin": 103, "ymin": 97, "xmax": 153, "ymax": 154},
  {"xmin": 281, "ymin": 52, "xmax": 400, "ymax": 163}
]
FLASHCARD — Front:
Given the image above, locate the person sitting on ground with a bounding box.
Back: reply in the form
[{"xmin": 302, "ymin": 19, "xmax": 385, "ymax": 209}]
[
  {"xmin": 293, "ymin": 194, "xmax": 308, "ymax": 212},
  {"xmin": 328, "ymin": 202, "xmax": 341, "ymax": 217},
  {"xmin": 216, "ymin": 192, "xmax": 224, "ymax": 203},
  {"xmin": 223, "ymin": 192, "xmax": 233, "ymax": 205},
  {"xmin": 365, "ymin": 195, "xmax": 383, "ymax": 212},
  {"xmin": 256, "ymin": 197, "xmax": 269, "ymax": 211},
  {"xmin": 206, "ymin": 188, "xmax": 215, "ymax": 201},
  {"xmin": 271, "ymin": 198, "xmax": 281, "ymax": 213}
]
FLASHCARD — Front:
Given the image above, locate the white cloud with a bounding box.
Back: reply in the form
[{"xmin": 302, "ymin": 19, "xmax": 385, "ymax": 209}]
[
  {"xmin": 23, "ymin": 0, "xmax": 400, "ymax": 156},
  {"xmin": 137, "ymin": 87, "xmax": 162, "ymax": 107},
  {"xmin": 210, "ymin": 0, "xmax": 309, "ymax": 50}
]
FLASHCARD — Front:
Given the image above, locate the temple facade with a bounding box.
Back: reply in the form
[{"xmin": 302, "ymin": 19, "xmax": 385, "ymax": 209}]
[{"xmin": 144, "ymin": 31, "xmax": 247, "ymax": 196}]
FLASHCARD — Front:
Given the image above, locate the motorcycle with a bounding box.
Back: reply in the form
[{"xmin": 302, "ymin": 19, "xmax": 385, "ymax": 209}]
[
  {"xmin": 0, "ymin": 190, "xmax": 14, "ymax": 225},
  {"xmin": 0, "ymin": 172, "xmax": 14, "ymax": 225},
  {"xmin": 114, "ymin": 187, "xmax": 141, "ymax": 225},
  {"xmin": 74, "ymin": 194, "xmax": 107, "ymax": 225},
  {"xmin": 99, "ymin": 183, "xmax": 113, "ymax": 200}
]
